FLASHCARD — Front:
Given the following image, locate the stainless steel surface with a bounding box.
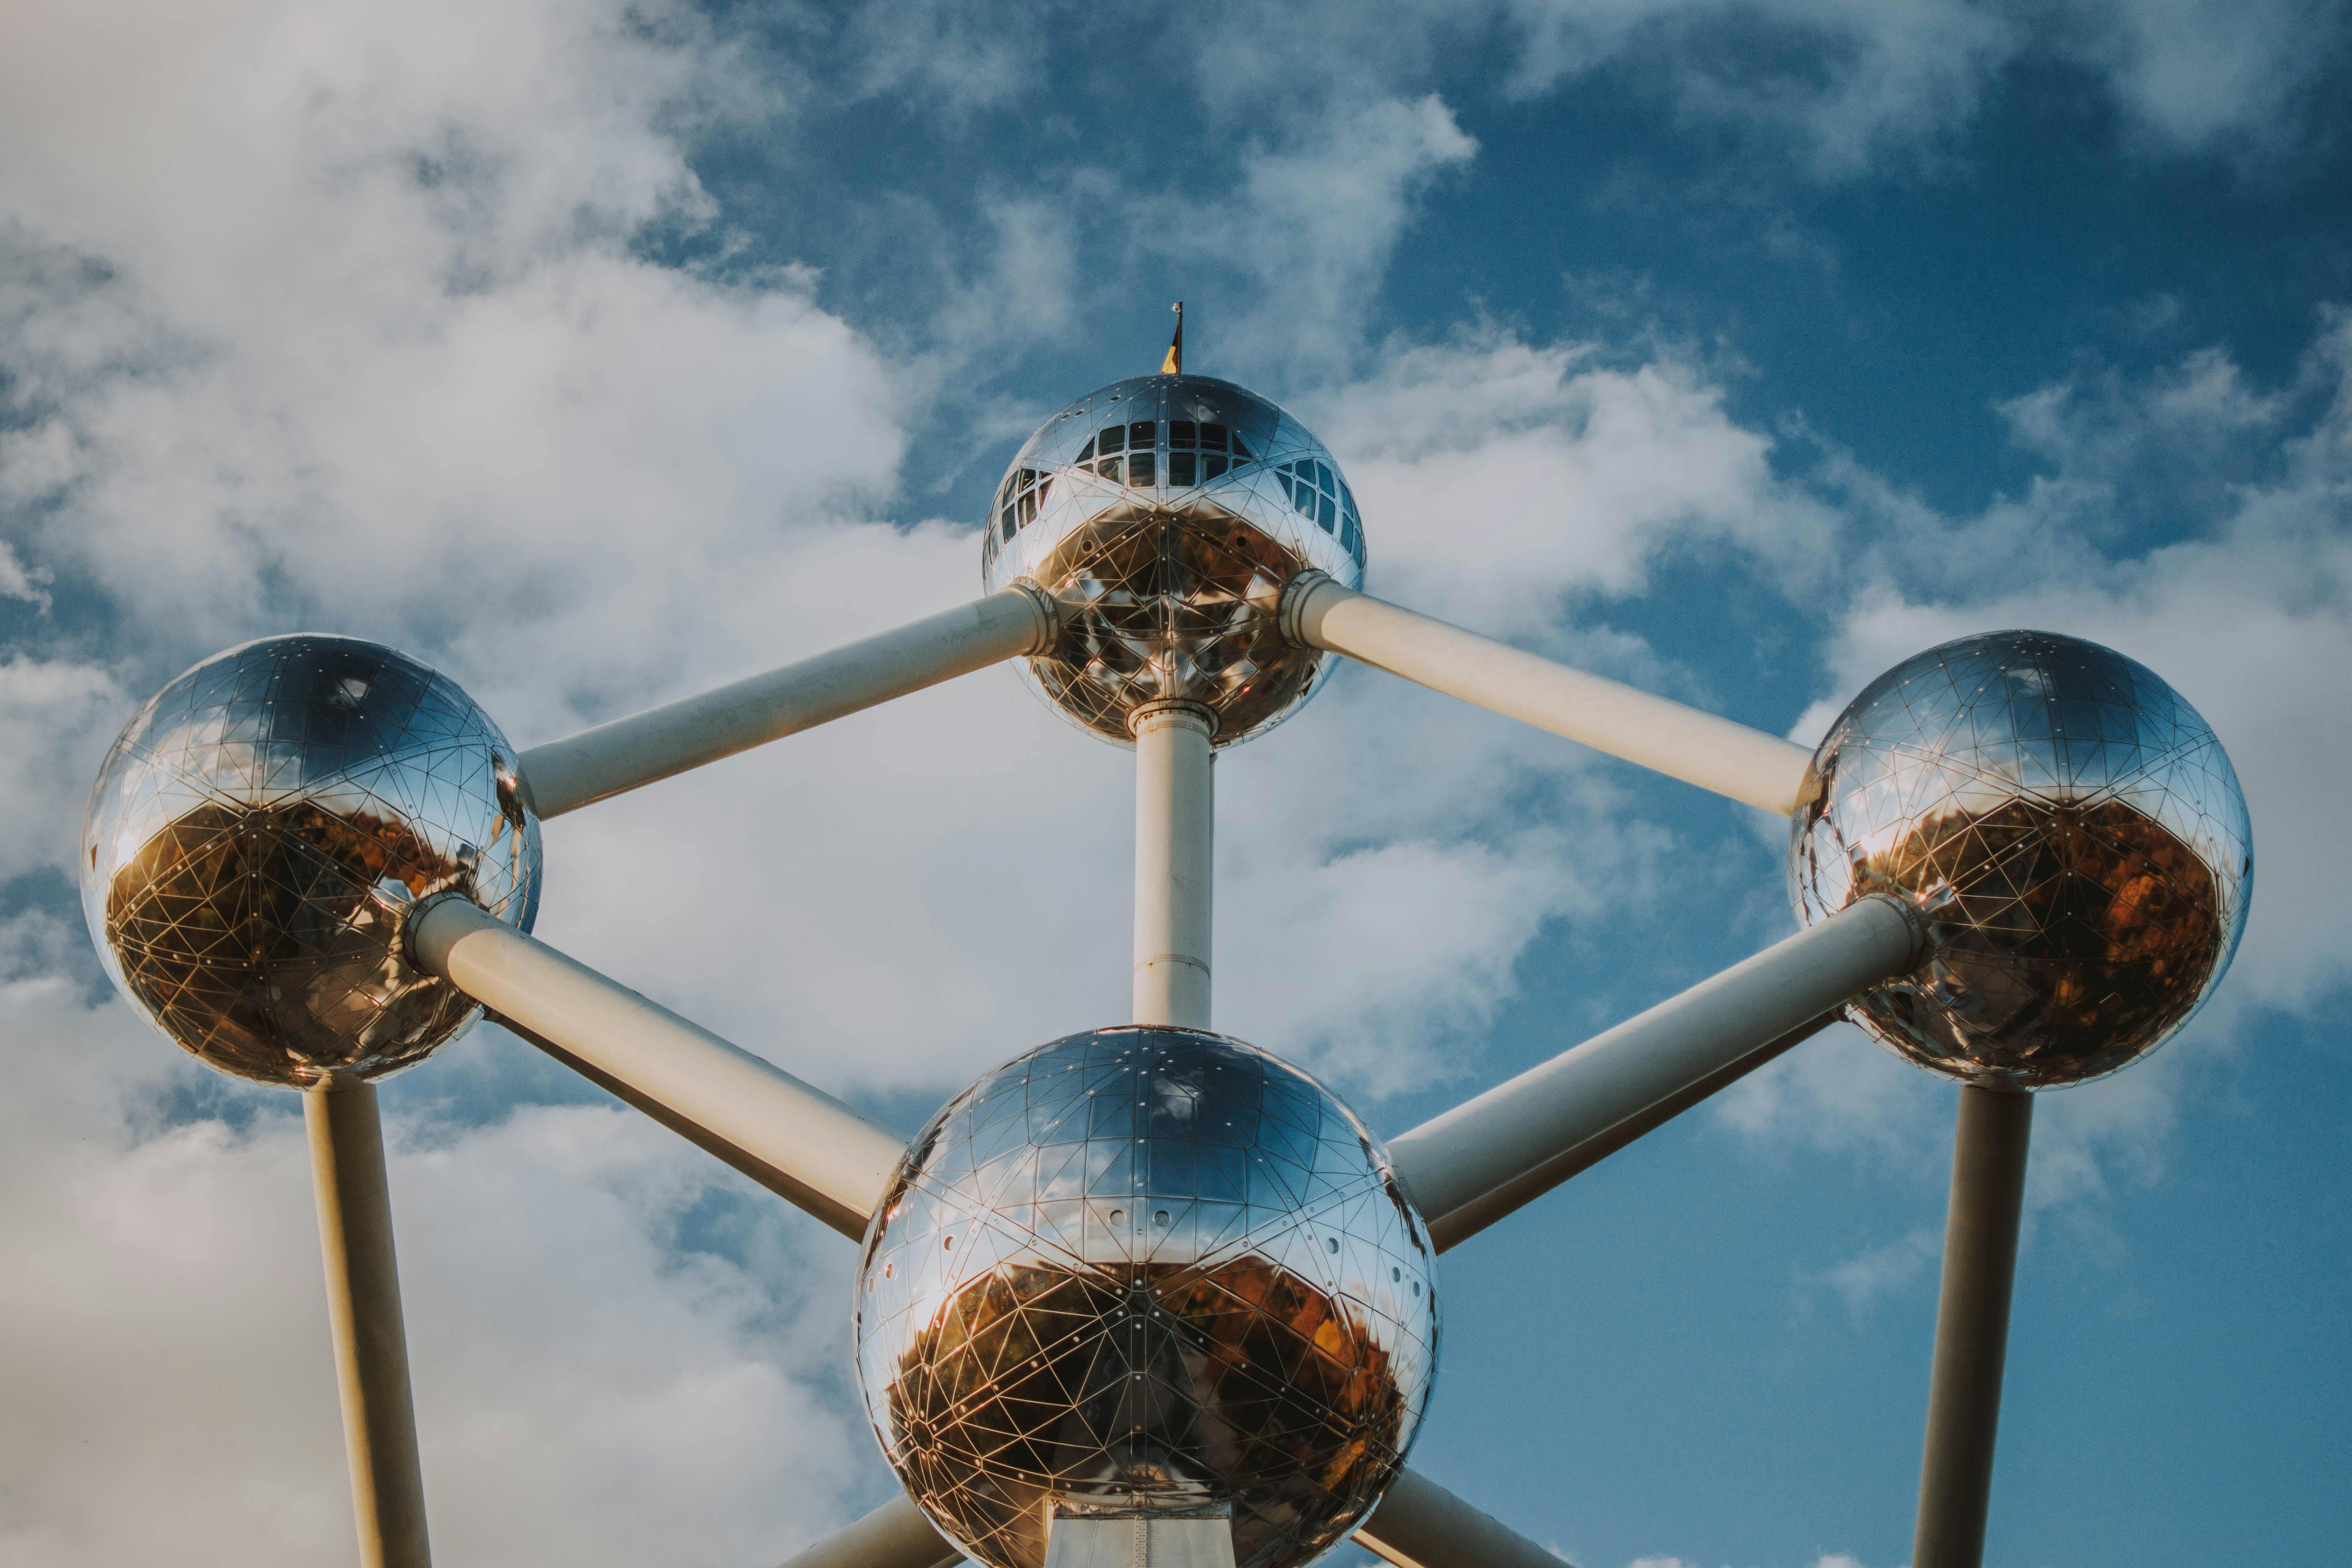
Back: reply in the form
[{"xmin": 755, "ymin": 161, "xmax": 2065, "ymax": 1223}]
[
  {"xmin": 981, "ymin": 374, "xmax": 1364, "ymax": 748},
  {"xmin": 855, "ymin": 1026, "xmax": 1437, "ymax": 1568},
  {"xmin": 1281, "ymin": 573, "xmax": 1815, "ymax": 815},
  {"xmin": 775, "ymin": 1494, "xmax": 961, "ymax": 1568},
  {"xmin": 1353, "ymin": 1467, "xmax": 1569, "ymax": 1568},
  {"xmin": 1791, "ymin": 629, "xmax": 2253, "ymax": 1088},
  {"xmin": 412, "ymin": 897, "xmax": 904, "ymax": 1240},
  {"xmin": 81, "ymin": 634, "xmax": 541, "ymax": 1086},
  {"xmin": 1913, "ymin": 1086, "xmax": 2033, "ymax": 1568},
  {"xmin": 1132, "ymin": 703, "xmax": 1215, "ymax": 1029},
  {"xmin": 1045, "ymin": 1514, "xmax": 1236, "ymax": 1568},
  {"xmin": 306, "ymin": 1082, "xmax": 432, "ymax": 1568},
  {"xmin": 1388, "ymin": 897, "xmax": 1922, "ymax": 1251},
  {"xmin": 520, "ymin": 586, "xmax": 1055, "ymax": 818}
]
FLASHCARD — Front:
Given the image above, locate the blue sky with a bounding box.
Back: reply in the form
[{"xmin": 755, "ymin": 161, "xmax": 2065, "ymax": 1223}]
[{"xmin": 2, "ymin": 2, "xmax": 2348, "ymax": 1566}]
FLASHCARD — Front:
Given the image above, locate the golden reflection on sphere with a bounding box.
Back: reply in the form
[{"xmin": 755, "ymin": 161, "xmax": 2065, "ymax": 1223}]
[
  {"xmin": 1791, "ymin": 630, "xmax": 2251, "ymax": 1089},
  {"xmin": 855, "ymin": 1027, "xmax": 1437, "ymax": 1568},
  {"xmin": 980, "ymin": 375, "xmax": 1366, "ymax": 748},
  {"xmin": 80, "ymin": 635, "xmax": 542, "ymax": 1087}
]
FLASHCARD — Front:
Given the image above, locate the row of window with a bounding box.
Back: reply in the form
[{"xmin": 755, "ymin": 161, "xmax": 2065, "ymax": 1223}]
[
  {"xmin": 1075, "ymin": 420, "xmax": 1254, "ymax": 461},
  {"xmin": 1276, "ymin": 458, "xmax": 1363, "ymax": 559},
  {"xmin": 990, "ymin": 425, "xmax": 1360, "ymax": 562}
]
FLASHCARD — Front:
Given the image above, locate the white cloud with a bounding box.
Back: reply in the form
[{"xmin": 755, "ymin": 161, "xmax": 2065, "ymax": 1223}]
[
  {"xmin": 0, "ymin": 656, "xmax": 122, "ymax": 883},
  {"xmin": 1731, "ymin": 318, "xmax": 2352, "ymax": 1222},
  {"xmin": 1803, "ymin": 1225, "xmax": 1942, "ymax": 1320},
  {"xmin": 1505, "ymin": 0, "xmax": 2016, "ymax": 176},
  {"xmin": 1314, "ymin": 331, "xmax": 1835, "ymax": 637},
  {"xmin": 6, "ymin": 0, "xmax": 2341, "ymax": 1559},
  {"xmin": 0, "ymin": 5, "xmax": 1833, "ymax": 1554},
  {"xmin": 1169, "ymin": 95, "xmax": 1478, "ymax": 379},
  {"xmin": 0, "ymin": 920, "xmax": 874, "ymax": 1568},
  {"xmin": 2061, "ymin": 0, "xmax": 2352, "ymax": 154}
]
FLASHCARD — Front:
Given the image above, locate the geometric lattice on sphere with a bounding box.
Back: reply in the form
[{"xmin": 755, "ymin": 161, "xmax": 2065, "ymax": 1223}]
[
  {"xmin": 855, "ymin": 1027, "xmax": 1438, "ymax": 1568},
  {"xmin": 1790, "ymin": 629, "xmax": 2252, "ymax": 1089},
  {"xmin": 80, "ymin": 634, "xmax": 542, "ymax": 1087},
  {"xmin": 981, "ymin": 374, "xmax": 1366, "ymax": 749}
]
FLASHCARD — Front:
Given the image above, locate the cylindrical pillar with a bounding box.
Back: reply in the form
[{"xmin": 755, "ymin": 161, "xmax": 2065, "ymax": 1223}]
[
  {"xmin": 305, "ymin": 1082, "xmax": 432, "ymax": 1568},
  {"xmin": 1913, "ymin": 1084, "xmax": 2035, "ymax": 1568},
  {"xmin": 1131, "ymin": 702, "xmax": 1215, "ymax": 1030}
]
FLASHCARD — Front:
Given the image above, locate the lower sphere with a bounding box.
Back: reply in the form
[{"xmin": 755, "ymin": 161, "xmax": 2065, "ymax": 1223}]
[
  {"xmin": 80, "ymin": 634, "xmax": 541, "ymax": 1086},
  {"xmin": 855, "ymin": 1027, "xmax": 1438, "ymax": 1568},
  {"xmin": 1790, "ymin": 629, "xmax": 2251, "ymax": 1088}
]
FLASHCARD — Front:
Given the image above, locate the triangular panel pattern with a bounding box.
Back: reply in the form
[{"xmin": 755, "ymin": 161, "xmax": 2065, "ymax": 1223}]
[
  {"xmin": 855, "ymin": 1027, "xmax": 1439, "ymax": 1568},
  {"xmin": 81, "ymin": 634, "xmax": 544, "ymax": 1086},
  {"xmin": 1789, "ymin": 629, "xmax": 2253, "ymax": 1087}
]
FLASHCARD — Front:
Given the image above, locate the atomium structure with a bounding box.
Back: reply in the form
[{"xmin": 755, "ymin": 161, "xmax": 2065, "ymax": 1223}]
[{"xmin": 76, "ymin": 319, "xmax": 2251, "ymax": 1568}]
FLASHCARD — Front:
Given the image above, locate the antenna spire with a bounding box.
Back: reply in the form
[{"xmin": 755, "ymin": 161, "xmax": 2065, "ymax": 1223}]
[{"xmin": 1160, "ymin": 301, "xmax": 1183, "ymax": 375}]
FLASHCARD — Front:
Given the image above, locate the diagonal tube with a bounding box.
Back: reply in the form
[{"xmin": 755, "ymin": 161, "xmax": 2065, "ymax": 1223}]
[
  {"xmin": 306, "ymin": 1082, "xmax": 432, "ymax": 1568},
  {"xmin": 1418, "ymin": 1011, "xmax": 1835, "ymax": 1252},
  {"xmin": 519, "ymin": 585, "xmax": 1056, "ymax": 818},
  {"xmin": 775, "ymin": 1494, "xmax": 961, "ymax": 1568},
  {"xmin": 1281, "ymin": 573, "xmax": 1816, "ymax": 816},
  {"xmin": 1388, "ymin": 896, "xmax": 1922, "ymax": 1251},
  {"xmin": 1912, "ymin": 1084, "xmax": 2034, "ymax": 1568},
  {"xmin": 1354, "ymin": 1467, "xmax": 1570, "ymax": 1568},
  {"xmin": 410, "ymin": 898, "xmax": 905, "ymax": 1240}
]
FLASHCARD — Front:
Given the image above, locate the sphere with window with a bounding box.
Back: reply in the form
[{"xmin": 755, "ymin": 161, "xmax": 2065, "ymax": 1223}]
[{"xmin": 980, "ymin": 374, "xmax": 1367, "ymax": 748}]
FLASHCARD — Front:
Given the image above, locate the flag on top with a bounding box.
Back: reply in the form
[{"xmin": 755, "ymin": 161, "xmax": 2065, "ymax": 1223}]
[{"xmin": 1161, "ymin": 301, "xmax": 1183, "ymax": 375}]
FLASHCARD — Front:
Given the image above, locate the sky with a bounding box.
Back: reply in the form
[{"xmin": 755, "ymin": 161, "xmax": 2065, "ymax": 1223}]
[{"xmin": 2, "ymin": 2, "xmax": 2349, "ymax": 1566}]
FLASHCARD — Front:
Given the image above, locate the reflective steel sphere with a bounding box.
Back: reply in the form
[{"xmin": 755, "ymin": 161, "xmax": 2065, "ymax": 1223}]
[
  {"xmin": 856, "ymin": 1027, "xmax": 1436, "ymax": 1568},
  {"xmin": 80, "ymin": 634, "xmax": 542, "ymax": 1087},
  {"xmin": 1791, "ymin": 630, "xmax": 2251, "ymax": 1089},
  {"xmin": 980, "ymin": 374, "xmax": 1366, "ymax": 748}
]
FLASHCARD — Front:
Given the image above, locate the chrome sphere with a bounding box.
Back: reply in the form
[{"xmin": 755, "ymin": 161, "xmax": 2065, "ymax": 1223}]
[
  {"xmin": 855, "ymin": 1027, "xmax": 1436, "ymax": 1568},
  {"xmin": 980, "ymin": 374, "xmax": 1366, "ymax": 748},
  {"xmin": 80, "ymin": 634, "xmax": 542, "ymax": 1087},
  {"xmin": 1791, "ymin": 630, "xmax": 2251, "ymax": 1089}
]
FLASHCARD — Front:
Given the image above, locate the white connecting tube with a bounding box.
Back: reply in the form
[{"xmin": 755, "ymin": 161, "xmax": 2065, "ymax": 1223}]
[
  {"xmin": 1283, "ymin": 573, "xmax": 1817, "ymax": 817},
  {"xmin": 1354, "ymin": 1468, "xmax": 1569, "ymax": 1568},
  {"xmin": 774, "ymin": 1495, "xmax": 960, "ymax": 1568},
  {"xmin": 411, "ymin": 898, "xmax": 905, "ymax": 1239},
  {"xmin": 519, "ymin": 585, "xmax": 1056, "ymax": 818},
  {"xmin": 1131, "ymin": 703, "xmax": 1215, "ymax": 1031},
  {"xmin": 1388, "ymin": 895, "xmax": 1922, "ymax": 1249}
]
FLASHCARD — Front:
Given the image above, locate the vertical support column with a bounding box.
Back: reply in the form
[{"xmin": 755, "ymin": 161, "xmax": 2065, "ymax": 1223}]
[
  {"xmin": 1131, "ymin": 701, "xmax": 1215, "ymax": 1030},
  {"xmin": 1913, "ymin": 1084, "xmax": 2034, "ymax": 1568},
  {"xmin": 306, "ymin": 1082, "xmax": 433, "ymax": 1568}
]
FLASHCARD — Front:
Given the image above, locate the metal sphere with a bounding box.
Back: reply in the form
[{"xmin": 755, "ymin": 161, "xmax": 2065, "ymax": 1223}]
[
  {"xmin": 1790, "ymin": 630, "xmax": 2252, "ymax": 1089},
  {"xmin": 80, "ymin": 634, "xmax": 542, "ymax": 1087},
  {"xmin": 980, "ymin": 374, "xmax": 1366, "ymax": 748},
  {"xmin": 855, "ymin": 1026, "xmax": 1436, "ymax": 1568}
]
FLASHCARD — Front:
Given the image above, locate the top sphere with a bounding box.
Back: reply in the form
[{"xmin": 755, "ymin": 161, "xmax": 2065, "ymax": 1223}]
[
  {"xmin": 855, "ymin": 1026, "xmax": 1436, "ymax": 1568},
  {"xmin": 80, "ymin": 634, "xmax": 542, "ymax": 1087},
  {"xmin": 1790, "ymin": 629, "xmax": 2251, "ymax": 1089},
  {"xmin": 981, "ymin": 374, "xmax": 1365, "ymax": 748}
]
